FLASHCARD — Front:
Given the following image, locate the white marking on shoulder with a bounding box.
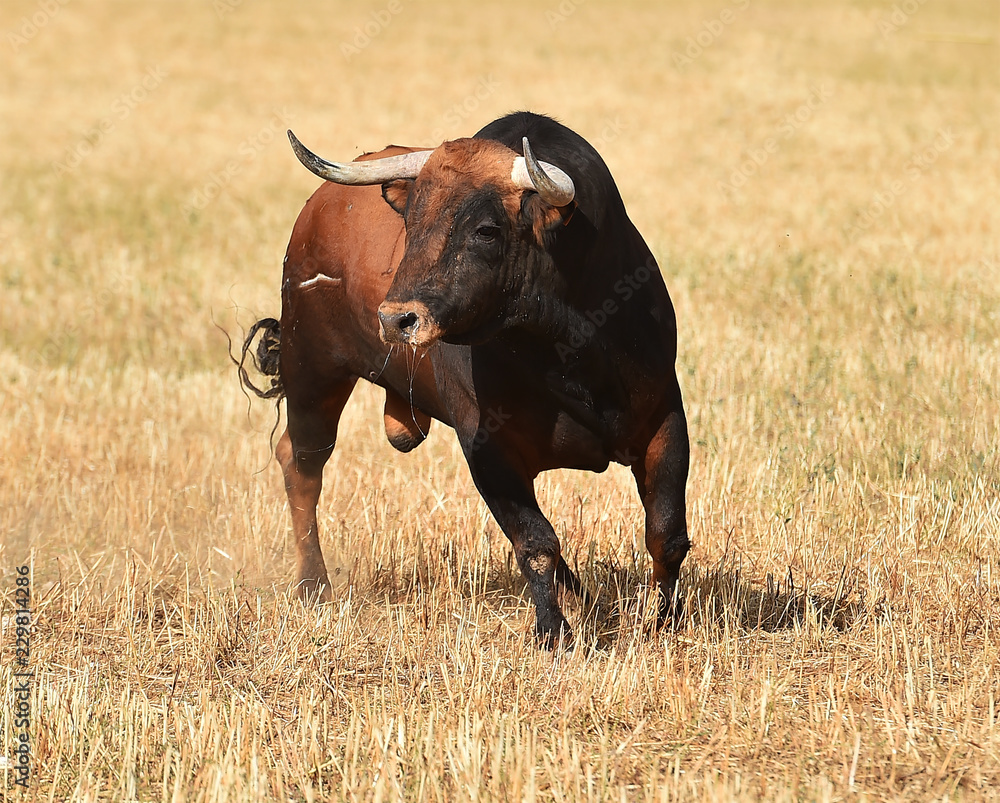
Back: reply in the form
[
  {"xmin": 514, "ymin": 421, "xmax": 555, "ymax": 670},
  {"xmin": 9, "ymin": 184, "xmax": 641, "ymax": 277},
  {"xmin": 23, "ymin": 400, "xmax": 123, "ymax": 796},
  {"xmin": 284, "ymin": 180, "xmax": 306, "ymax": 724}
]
[{"xmin": 299, "ymin": 273, "xmax": 343, "ymax": 290}]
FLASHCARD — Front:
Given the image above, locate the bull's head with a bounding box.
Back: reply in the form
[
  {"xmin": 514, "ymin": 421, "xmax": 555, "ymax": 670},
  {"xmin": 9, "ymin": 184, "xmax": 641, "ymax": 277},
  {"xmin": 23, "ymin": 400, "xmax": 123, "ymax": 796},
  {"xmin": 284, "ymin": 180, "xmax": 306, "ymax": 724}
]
[{"xmin": 288, "ymin": 130, "xmax": 576, "ymax": 348}]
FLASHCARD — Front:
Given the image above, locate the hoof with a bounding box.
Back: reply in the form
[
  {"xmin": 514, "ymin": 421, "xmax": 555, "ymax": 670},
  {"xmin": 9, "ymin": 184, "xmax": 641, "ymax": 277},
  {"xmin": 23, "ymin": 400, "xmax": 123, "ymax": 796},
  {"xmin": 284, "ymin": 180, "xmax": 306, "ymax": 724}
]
[
  {"xmin": 295, "ymin": 577, "xmax": 332, "ymax": 605},
  {"xmin": 535, "ymin": 616, "xmax": 573, "ymax": 651},
  {"xmin": 655, "ymin": 595, "xmax": 684, "ymax": 632}
]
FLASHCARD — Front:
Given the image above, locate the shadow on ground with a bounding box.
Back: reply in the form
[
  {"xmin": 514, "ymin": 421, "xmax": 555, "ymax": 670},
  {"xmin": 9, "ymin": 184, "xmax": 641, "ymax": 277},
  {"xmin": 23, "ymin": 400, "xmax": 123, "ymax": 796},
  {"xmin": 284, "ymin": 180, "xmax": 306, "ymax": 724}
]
[
  {"xmin": 329, "ymin": 544, "xmax": 868, "ymax": 650},
  {"xmin": 567, "ymin": 555, "xmax": 865, "ymax": 649}
]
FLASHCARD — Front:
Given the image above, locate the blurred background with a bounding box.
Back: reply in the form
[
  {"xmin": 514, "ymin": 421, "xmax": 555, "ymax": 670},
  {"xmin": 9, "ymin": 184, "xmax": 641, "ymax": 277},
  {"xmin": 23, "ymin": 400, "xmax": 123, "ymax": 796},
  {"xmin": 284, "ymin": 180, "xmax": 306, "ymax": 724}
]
[
  {"xmin": 1, "ymin": 1, "xmax": 998, "ymax": 798},
  {"xmin": 2, "ymin": 0, "xmax": 998, "ymax": 595}
]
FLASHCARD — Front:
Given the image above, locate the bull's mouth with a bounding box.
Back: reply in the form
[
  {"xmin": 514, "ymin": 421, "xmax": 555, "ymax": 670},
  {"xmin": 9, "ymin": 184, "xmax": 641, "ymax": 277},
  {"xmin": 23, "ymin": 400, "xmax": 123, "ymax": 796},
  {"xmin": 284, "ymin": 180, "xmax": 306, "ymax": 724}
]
[
  {"xmin": 437, "ymin": 317, "xmax": 505, "ymax": 346},
  {"xmin": 377, "ymin": 300, "xmax": 444, "ymax": 348}
]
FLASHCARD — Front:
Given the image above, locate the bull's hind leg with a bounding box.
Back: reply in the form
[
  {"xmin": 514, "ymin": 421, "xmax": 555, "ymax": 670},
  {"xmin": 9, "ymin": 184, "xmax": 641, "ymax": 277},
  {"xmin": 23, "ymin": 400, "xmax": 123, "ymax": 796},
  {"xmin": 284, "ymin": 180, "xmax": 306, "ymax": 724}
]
[
  {"xmin": 277, "ymin": 379, "xmax": 357, "ymax": 603},
  {"xmin": 633, "ymin": 387, "xmax": 690, "ymax": 627}
]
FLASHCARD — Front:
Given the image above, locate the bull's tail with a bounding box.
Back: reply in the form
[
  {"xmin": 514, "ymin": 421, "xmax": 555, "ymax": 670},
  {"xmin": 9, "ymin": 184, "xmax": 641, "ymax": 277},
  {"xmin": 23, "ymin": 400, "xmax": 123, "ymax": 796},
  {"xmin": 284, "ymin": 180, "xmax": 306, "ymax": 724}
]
[{"xmin": 238, "ymin": 317, "xmax": 284, "ymax": 400}]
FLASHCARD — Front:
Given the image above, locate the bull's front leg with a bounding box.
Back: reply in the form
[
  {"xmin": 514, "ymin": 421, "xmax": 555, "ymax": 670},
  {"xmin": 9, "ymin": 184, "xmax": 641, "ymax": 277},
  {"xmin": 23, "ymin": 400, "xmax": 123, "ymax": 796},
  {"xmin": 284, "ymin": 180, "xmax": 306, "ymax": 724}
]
[
  {"xmin": 633, "ymin": 394, "xmax": 691, "ymax": 627},
  {"xmin": 465, "ymin": 446, "xmax": 570, "ymax": 648}
]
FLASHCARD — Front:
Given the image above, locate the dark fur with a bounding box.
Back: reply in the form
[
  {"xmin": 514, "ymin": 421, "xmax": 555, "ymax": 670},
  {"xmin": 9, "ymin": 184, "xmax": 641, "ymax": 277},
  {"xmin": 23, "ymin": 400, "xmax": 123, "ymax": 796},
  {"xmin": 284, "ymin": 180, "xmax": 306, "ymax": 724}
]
[
  {"xmin": 239, "ymin": 317, "xmax": 283, "ymax": 400},
  {"xmin": 245, "ymin": 113, "xmax": 690, "ymax": 647}
]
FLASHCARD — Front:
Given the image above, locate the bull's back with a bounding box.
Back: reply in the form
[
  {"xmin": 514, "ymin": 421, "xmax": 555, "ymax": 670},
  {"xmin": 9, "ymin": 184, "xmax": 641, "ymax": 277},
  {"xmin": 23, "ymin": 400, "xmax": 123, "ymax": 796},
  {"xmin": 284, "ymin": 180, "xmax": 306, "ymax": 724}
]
[
  {"xmin": 279, "ymin": 181, "xmax": 405, "ymax": 377},
  {"xmin": 286, "ymin": 181, "xmax": 404, "ymax": 314},
  {"xmin": 279, "ymin": 176, "xmax": 449, "ymax": 426}
]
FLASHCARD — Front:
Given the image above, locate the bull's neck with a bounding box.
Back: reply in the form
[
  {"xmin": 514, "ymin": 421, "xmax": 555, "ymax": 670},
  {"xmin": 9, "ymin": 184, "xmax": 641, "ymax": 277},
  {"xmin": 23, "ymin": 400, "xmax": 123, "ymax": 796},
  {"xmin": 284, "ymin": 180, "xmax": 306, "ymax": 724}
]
[
  {"xmin": 514, "ymin": 231, "xmax": 653, "ymax": 338},
  {"xmin": 502, "ymin": 231, "xmax": 674, "ymax": 406}
]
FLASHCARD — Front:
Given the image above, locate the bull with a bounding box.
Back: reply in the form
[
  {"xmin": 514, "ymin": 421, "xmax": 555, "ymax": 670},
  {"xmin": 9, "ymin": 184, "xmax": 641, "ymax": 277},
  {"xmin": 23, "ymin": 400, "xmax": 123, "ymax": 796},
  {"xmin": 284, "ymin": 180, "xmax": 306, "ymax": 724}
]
[{"xmin": 242, "ymin": 112, "xmax": 689, "ymax": 646}]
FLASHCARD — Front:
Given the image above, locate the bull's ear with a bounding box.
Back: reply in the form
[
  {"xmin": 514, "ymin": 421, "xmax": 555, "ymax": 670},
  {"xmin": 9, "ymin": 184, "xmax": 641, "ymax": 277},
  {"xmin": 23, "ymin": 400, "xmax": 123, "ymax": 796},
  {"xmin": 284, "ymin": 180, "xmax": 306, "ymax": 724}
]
[
  {"xmin": 521, "ymin": 193, "xmax": 575, "ymax": 243},
  {"xmin": 381, "ymin": 179, "xmax": 413, "ymax": 215}
]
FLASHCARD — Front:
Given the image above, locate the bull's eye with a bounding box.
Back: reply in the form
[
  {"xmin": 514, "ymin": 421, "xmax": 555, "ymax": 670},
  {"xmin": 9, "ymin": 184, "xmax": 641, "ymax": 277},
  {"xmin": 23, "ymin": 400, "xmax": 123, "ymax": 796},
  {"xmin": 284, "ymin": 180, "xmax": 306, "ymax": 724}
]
[{"xmin": 475, "ymin": 224, "xmax": 500, "ymax": 241}]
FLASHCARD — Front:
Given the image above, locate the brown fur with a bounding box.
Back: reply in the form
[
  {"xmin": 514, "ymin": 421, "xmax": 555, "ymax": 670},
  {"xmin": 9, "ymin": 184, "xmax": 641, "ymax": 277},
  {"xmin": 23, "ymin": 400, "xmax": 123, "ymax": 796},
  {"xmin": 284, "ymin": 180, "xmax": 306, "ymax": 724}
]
[
  {"xmin": 383, "ymin": 388, "xmax": 431, "ymax": 452},
  {"xmin": 263, "ymin": 113, "xmax": 689, "ymax": 646}
]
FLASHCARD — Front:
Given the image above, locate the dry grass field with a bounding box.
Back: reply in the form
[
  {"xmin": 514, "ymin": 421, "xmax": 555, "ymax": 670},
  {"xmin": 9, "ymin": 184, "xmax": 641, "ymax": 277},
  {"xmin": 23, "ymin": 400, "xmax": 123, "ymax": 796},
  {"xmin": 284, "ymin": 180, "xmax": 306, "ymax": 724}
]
[{"xmin": 2, "ymin": 0, "xmax": 999, "ymax": 799}]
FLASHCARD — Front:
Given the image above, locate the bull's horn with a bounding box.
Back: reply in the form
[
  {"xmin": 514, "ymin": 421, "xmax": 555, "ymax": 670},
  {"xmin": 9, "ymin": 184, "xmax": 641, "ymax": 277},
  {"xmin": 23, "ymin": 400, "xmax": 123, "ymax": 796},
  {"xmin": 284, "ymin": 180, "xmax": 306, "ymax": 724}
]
[
  {"xmin": 288, "ymin": 130, "xmax": 433, "ymax": 185},
  {"xmin": 511, "ymin": 136, "xmax": 576, "ymax": 207}
]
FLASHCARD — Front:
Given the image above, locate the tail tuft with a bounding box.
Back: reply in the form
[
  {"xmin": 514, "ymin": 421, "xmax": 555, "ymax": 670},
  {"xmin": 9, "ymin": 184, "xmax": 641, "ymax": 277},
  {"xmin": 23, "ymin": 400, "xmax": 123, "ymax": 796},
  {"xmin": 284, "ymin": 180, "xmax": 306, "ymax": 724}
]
[{"xmin": 239, "ymin": 317, "xmax": 283, "ymax": 400}]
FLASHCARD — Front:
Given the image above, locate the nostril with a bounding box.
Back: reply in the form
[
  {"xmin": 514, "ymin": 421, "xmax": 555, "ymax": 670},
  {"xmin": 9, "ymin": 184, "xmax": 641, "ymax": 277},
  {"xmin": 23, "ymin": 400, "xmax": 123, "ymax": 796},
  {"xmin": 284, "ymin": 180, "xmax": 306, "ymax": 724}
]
[
  {"xmin": 378, "ymin": 308, "xmax": 422, "ymax": 343},
  {"xmin": 397, "ymin": 311, "xmax": 418, "ymax": 333}
]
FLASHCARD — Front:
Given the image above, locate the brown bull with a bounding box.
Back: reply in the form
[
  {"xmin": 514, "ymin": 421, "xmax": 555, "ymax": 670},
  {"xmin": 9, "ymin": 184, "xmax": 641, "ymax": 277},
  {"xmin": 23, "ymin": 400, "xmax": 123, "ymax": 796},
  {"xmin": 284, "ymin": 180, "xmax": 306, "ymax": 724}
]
[{"xmin": 243, "ymin": 112, "xmax": 689, "ymax": 646}]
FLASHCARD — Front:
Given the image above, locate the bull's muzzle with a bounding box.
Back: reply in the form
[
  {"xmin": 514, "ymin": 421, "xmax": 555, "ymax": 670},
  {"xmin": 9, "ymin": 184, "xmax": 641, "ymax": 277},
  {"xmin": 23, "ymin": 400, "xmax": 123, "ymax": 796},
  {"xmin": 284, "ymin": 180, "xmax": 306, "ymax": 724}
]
[{"xmin": 377, "ymin": 300, "xmax": 442, "ymax": 348}]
